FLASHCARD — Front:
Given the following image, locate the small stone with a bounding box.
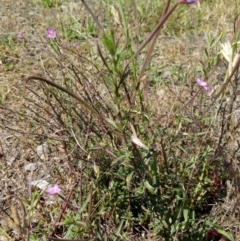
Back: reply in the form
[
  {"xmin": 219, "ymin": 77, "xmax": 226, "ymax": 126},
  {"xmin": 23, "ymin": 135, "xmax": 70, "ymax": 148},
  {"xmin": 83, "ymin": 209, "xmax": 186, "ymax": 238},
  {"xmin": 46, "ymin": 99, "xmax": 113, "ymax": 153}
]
[
  {"xmin": 36, "ymin": 143, "xmax": 49, "ymax": 156},
  {"xmin": 31, "ymin": 179, "xmax": 49, "ymax": 190},
  {"xmin": 24, "ymin": 163, "xmax": 38, "ymax": 172}
]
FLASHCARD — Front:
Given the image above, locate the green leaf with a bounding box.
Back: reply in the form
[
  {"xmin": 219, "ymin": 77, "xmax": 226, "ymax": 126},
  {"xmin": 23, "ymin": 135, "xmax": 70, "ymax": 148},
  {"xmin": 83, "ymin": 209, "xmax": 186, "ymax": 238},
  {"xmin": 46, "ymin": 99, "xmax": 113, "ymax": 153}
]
[
  {"xmin": 183, "ymin": 208, "xmax": 189, "ymax": 222},
  {"xmin": 144, "ymin": 180, "xmax": 155, "ymax": 194},
  {"xmin": 0, "ymin": 226, "xmax": 11, "ymax": 239},
  {"xmin": 78, "ymin": 194, "xmax": 90, "ymax": 214},
  {"xmin": 126, "ymin": 172, "xmax": 134, "ymax": 188},
  {"xmin": 113, "ymin": 219, "xmax": 124, "ymax": 241},
  {"xmin": 206, "ymin": 221, "xmax": 235, "ymax": 241},
  {"xmin": 106, "ymin": 118, "xmax": 122, "ymax": 132},
  {"xmin": 214, "ymin": 228, "xmax": 234, "ymax": 241}
]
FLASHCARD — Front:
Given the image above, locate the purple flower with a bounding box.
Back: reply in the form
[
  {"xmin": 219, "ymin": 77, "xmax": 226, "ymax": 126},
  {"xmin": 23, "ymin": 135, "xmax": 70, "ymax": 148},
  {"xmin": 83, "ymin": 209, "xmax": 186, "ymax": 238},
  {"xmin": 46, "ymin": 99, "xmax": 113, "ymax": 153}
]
[
  {"xmin": 179, "ymin": 0, "xmax": 197, "ymax": 4},
  {"xmin": 47, "ymin": 184, "xmax": 61, "ymax": 195},
  {"xmin": 46, "ymin": 27, "xmax": 57, "ymax": 39},
  {"xmin": 17, "ymin": 33, "xmax": 24, "ymax": 40},
  {"xmin": 186, "ymin": 0, "xmax": 197, "ymax": 3},
  {"xmin": 72, "ymin": 42, "xmax": 78, "ymax": 48},
  {"xmin": 196, "ymin": 77, "xmax": 210, "ymax": 93}
]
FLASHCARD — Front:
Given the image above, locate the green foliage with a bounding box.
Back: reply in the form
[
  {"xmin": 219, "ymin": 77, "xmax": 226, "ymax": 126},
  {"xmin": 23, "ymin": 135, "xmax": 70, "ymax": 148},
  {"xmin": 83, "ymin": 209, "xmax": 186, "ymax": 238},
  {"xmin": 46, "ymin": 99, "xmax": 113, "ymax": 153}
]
[
  {"xmin": 12, "ymin": 0, "xmax": 239, "ymax": 240},
  {"xmin": 31, "ymin": 0, "xmax": 64, "ymax": 8}
]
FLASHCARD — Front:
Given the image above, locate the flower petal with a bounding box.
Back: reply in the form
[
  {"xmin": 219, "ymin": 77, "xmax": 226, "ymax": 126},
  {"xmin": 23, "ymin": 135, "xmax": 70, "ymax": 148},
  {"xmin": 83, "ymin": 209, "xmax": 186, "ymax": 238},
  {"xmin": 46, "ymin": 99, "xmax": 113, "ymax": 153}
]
[
  {"xmin": 47, "ymin": 184, "xmax": 61, "ymax": 195},
  {"xmin": 46, "ymin": 27, "xmax": 57, "ymax": 39},
  {"xmin": 186, "ymin": 0, "xmax": 197, "ymax": 3},
  {"xmin": 196, "ymin": 77, "xmax": 210, "ymax": 93},
  {"xmin": 17, "ymin": 33, "xmax": 24, "ymax": 40},
  {"xmin": 72, "ymin": 43, "xmax": 78, "ymax": 48},
  {"xmin": 180, "ymin": 0, "xmax": 197, "ymax": 4}
]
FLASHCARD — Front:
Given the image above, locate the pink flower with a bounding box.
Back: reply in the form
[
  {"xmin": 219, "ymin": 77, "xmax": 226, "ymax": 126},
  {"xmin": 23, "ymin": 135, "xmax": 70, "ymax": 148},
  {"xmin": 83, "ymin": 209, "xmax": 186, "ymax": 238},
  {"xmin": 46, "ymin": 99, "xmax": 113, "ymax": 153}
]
[
  {"xmin": 17, "ymin": 33, "xmax": 24, "ymax": 40},
  {"xmin": 196, "ymin": 77, "xmax": 210, "ymax": 93},
  {"xmin": 46, "ymin": 27, "xmax": 57, "ymax": 39},
  {"xmin": 186, "ymin": 0, "xmax": 197, "ymax": 3},
  {"xmin": 47, "ymin": 184, "xmax": 61, "ymax": 195},
  {"xmin": 179, "ymin": 0, "xmax": 197, "ymax": 4},
  {"xmin": 72, "ymin": 42, "xmax": 78, "ymax": 48}
]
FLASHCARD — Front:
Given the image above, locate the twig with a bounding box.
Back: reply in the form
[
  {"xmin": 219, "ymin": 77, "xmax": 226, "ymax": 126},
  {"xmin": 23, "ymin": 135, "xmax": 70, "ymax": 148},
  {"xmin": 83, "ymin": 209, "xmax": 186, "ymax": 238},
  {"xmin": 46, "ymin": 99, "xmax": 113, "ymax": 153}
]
[{"xmin": 81, "ymin": 0, "xmax": 103, "ymax": 31}]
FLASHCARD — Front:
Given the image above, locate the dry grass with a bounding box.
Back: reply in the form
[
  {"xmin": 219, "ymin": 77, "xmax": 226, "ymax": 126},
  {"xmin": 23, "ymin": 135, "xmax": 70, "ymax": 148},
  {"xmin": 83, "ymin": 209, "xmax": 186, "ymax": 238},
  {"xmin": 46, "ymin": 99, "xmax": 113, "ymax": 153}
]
[{"xmin": 0, "ymin": 0, "xmax": 240, "ymax": 240}]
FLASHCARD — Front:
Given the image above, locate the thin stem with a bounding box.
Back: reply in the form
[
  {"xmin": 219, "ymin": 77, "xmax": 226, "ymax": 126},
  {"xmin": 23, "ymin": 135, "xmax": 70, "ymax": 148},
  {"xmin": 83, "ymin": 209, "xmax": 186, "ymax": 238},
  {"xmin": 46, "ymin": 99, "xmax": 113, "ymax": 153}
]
[
  {"xmin": 190, "ymin": 7, "xmax": 201, "ymax": 56},
  {"xmin": 81, "ymin": 0, "xmax": 103, "ymax": 31},
  {"xmin": 58, "ymin": 194, "xmax": 78, "ymax": 211},
  {"xmin": 24, "ymin": 76, "xmax": 121, "ymax": 136},
  {"xmin": 50, "ymin": 190, "xmax": 74, "ymax": 237},
  {"xmin": 175, "ymin": 88, "xmax": 202, "ymax": 115},
  {"xmin": 124, "ymin": 1, "xmax": 180, "ymax": 73},
  {"xmin": 88, "ymin": 183, "xmax": 93, "ymax": 223},
  {"xmin": 138, "ymin": 0, "xmax": 171, "ymax": 83},
  {"xmin": 204, "ymin": 54, "xmax": 240, "ymax": 114}
]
